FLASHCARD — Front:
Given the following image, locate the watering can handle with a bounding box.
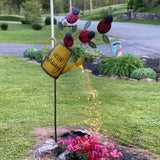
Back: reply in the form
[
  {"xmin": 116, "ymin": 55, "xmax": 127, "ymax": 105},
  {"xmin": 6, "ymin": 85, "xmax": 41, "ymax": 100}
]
[{"xmin": 43, "ymin": 37, "xmax": 57, "ymax": 61}]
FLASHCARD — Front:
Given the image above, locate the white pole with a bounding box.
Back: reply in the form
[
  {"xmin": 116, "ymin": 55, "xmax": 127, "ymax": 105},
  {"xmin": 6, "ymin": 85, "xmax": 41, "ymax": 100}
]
[
  {"xmin": 90, "ymin": 0, "xmax": 93, "ymax": 17},
  {"xmin": 69, "ymin": 0, "xmax": 72, "ymax": 11},
  {"xmin": 50, "ymin": 0, "xmax": 54, "ymax": 48}
]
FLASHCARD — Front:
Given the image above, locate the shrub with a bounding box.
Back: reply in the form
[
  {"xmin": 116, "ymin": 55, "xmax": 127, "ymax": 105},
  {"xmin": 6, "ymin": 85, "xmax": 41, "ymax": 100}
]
[
  {"xmin": 24, "ymin": 48, "xmax": 38, "ymax": 59},
  {"xmin": 45, "ymin": 16, "xmax": 57, "ymax": 25},
  {"xmin": 1, "ymin": 23, "xmax": 8, "ymax": 30},
  {"xmin": 71, "ymin": 46, "xmax": 100, "ymax": 62},
  {"xmin": 21, "ymin": 18, "xmax": 31, "ymax": 24},
  {"xmin": 23, "ymin": 47, "xmax": 51, "ymax": 63},
  {"xmin": 98, "ymin": 54, "xmax": 144, "ymax": 77},
  {"xmin": 34, "ymin": 48, "xmax": 51, "ymax": 63},
  {"xmin": 130, "ymin": 68, "xmax": 157, "ymax": 80},
  {"xmin": 32, "ymin": 23, "xmax": 42, "ymax": 30}
]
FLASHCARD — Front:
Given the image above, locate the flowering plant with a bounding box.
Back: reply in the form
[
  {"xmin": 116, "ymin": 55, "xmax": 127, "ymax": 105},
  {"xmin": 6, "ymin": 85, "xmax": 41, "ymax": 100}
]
[{"xmin": 58, "ymin": 135, "xmax": 123, "ymax": 160}]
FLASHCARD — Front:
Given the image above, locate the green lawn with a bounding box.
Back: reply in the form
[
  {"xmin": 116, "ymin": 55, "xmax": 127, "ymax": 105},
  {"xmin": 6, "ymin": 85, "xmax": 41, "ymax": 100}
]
[
  {"xmin": 0, "ymin": 24, "xmax": 105, "ymax": 45},
  {"xmin": 79, "ymin": 4, "xmax": 127, "ymax": 21},
  {"xmin": 0, "ymin": 56, "xmax": 160, "ymax": 159}
]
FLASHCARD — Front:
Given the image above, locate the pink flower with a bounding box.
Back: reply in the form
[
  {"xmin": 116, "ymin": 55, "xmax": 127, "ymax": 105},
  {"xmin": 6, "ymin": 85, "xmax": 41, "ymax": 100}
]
[
  {"xmin": 100, "ymin": 158, "xmax": 105, "ymax": 160},
  {"xmin": 58, "ymin": 140, "xmax": 64, "ymax": 145},
  {"xmin": 102, "ymin": 147, "xmax": 109, "ymax": 157},
  {"xmin": 110, "ymin": 149, "xmax": 121, "ymax": 158},
  {"xmin": 74, "ymin": 145, "xmax": 79, "ymax": 152},
  {"xmin": 66, "ymin": 144, "xmax": 74, "ymax": 151},
  {"xmin": 117, "ymin": 151, "xmax": 123, "ymax": 157},
  {"xmin": 108, "ymin": 142, "xmax": 114, "ymax": 150}
]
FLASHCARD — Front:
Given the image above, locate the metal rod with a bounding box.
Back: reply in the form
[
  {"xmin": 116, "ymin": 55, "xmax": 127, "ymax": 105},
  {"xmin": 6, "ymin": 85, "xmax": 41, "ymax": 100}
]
[{"xmin": 54, "ymin": 78, "xmax": 57, "ymax": 142}]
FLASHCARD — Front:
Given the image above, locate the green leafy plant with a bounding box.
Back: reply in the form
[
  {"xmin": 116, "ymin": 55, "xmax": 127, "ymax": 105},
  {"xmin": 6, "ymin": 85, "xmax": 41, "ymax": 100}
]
[
  {"xmin": 98, "ymin": 54, "xmax": 144, "ymax": 77},
  {"xmin": 23, "ymin": 47, "xmax": 51, "ymax": 63},
  {"xmin": 44, "ymin": 16, "xmax": 57, "ymax": 25},
  {"xmin": 130, "ymin": 68, "xmax": 157, "ymax": 80},
  {"xmin": 1, "ymin": 23, "xmax": 8, "ymax": 30},
  {"xmin": 71, "ymin": 46, "xmax": 100, "ymax": 62},
  {"xmin": 32, "ymin": 23, "xmax": 42, "ymax": 30}
]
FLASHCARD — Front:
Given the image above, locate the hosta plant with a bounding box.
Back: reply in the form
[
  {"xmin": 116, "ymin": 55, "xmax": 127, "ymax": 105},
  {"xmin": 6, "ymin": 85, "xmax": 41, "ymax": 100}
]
[
  {"xmin": 71, "ymin": 46, "xmax": 100, "ymax": 62},
  {"xmin": 130, "ymin": 68, "xmax": 157, "ymax": 80},
  {"xmin": 58, "ymin": 135, "xmax": 123, "ymax": 160},
  {"xmin": 98, "ymin": 54, "xmax": 144, "ymax": 77}
]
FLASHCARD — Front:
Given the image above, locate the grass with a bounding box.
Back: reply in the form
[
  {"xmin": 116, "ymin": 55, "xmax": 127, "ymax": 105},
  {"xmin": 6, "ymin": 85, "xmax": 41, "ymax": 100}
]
[
  {"xmin": 0, "ymin": 24, "xmax": 105, "ymax": 45},
  {"xmin": 0, "ymin": 56, "xmax": 160, "ymax": 159},
  {"xmin": 146, "ymin": 4, "xmax": 160, "ymax": 14},
  {"xmin": 0, "ymin": 15, "xmax": 23, "ymax": 21},
  {"xmin": 79, "ymin": 4, "xmax": 127, "ymax": 21},
  {"xmin": 117, "ymin": 19, "xmax": 160, "ymax": 25}
]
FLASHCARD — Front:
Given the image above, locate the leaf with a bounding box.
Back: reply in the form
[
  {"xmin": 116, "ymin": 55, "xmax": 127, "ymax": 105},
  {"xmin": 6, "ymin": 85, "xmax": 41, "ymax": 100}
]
[
  {"xmin": 58, "ymin": 22, "xmax": 63, "ymax": 30},
  {"xmin": 89, "ymin": 42, "xmax": 97, "ymax": 48},
  {"xmin": 84, "ymin": 20, "xmax": 91, "ymax": 29},
  {"xmin": 72, "ymin": 25, "xmax": 77, "ymax": 33},
  {"xmin": 102, "ymin": 35, "xmax": 109, "ymax": 44}
]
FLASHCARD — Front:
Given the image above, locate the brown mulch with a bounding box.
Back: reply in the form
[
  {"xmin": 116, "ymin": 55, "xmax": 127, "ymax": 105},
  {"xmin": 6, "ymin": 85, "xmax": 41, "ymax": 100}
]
[{"xmin": 24, "ymin": 126, "xmax": 160, "ymax": 160}]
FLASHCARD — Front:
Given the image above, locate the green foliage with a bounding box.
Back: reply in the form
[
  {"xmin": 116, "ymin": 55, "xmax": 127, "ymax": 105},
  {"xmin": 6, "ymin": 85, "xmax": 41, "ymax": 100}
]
[
  {"xmin": 0, "ymin": 23, "xmax": 8, "ymax": 30},
  {"xmin": 134, "ymin": 0, "xmax": 145, "ymax": 11},
  {"xmin": 23, "ymin": 47, "xmax": 51, "ymax": 63},
  {"xmin": 127, "ymin": 0, "xmax": 134, "ymax": 9},
  {"xmin": 32, "ymin": 23, "xmax": 42, "ymax": 30},
  {"xmin": 71, "ymin": 46, "xmax": 100, "ymax": 62},
  {"xmin": 23, "ymin": 0, "xmax": 41, "ymax": 24},
  {"xmin": 130, "ymin": 68, "xmax": 157, "ymax": 80},
  {"xmin": 98, "ymin": 54, "xmax": 144, "ymax": 77},
  {"xmin": 21, "ymin": 18, "xmax": 31, "ymax": 24},
  {"xmin": 44, "ymin": 16, "xmax": 57, "ymax": 25},
  {"xmin": 0, "ymin": 15, "xmax": 23, "ymax": 21}
]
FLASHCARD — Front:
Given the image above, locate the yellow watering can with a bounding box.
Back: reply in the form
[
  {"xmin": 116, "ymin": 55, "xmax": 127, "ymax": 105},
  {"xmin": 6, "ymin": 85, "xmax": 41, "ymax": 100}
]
[{"xmin": 41, "ymin": 38, "xmax": 83, "ymax": 79}]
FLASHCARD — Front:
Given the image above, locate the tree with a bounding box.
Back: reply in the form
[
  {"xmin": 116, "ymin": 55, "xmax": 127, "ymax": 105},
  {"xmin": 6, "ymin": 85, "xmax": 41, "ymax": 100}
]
[
  {"xmin": 23, "ymin": 0, "xmax": 41, "ymax": 24},
  {"xmin": 8, "ymin": 0, "xmax": 26, "ymax": 15}
]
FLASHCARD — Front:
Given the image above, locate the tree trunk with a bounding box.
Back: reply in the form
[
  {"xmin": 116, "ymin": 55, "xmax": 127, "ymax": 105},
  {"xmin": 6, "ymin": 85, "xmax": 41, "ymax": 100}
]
[{"xmin": 20, "ymin": 5, "xmax": 23, "ymax": 16}]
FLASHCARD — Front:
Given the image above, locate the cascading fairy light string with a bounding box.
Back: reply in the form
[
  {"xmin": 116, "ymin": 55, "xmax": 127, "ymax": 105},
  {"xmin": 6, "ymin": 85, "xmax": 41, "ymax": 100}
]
[{"xmin": 83, "ymin": 71, "xmax": 103, "ymax": 137}]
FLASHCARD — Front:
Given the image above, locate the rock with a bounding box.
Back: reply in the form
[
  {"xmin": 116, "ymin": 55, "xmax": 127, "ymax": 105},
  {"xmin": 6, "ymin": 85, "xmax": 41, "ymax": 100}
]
[
  {"xmin": 157, "ymin": 68, "xmax": 160, "ymax": 73},
  {"xmin": 129, "ymin": 78, "xmax": 138, "ymax": 82},
  {"xmin": 85, "ymin": 69, "xmax": 92, "ymax": 73},
  {"xmin": 56, "ymin": 150, "xmax": 70, "ymax": 160},
  {"xmin": 140, "ymin": 56, "xmax": 149, "ymax": 59},
  {"xmin": 139, "ymin": 78, "xmax": 156, "ymax": 82},
  {"xmin": 34, "ymin": 139, "xmax": 59, "ymax": 158},
  {"xmin": 73, "ymin": 129, "xmax": 90, "ymax": 137},
  {"xmin": 120, "ymin": 76, "xmax": 129, "ymax": 80},
  {"xmin": 157, "ymin": 73, "xmax": 160, "ymax": 77},
  {"xmin": 110, "ymin": 75, "xmax": 119, "ymax": 80}
]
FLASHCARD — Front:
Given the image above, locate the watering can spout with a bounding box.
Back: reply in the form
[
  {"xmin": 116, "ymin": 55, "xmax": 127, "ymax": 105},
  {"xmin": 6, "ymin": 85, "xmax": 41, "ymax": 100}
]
[{"xmin": 62, "ymin": 57, "xmax": 83, "ymax": 74}]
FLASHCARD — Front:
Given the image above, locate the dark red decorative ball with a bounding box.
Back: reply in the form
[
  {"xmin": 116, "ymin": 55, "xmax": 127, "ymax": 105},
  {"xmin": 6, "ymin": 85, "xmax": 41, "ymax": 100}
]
[
  {"xmin": 66, "ymin": 11, "xmax": 79, "ymax": 24},
  {"xmin": 79, "ymin": 30, "xmax": 91, "ymax": 43},
  {"xmin": 63, "ymin": 36, "xmax": 74, "ymax": 47},
  {"xmin": 97, "ymin": 20, "xmax": 111, "ymax": 34}
]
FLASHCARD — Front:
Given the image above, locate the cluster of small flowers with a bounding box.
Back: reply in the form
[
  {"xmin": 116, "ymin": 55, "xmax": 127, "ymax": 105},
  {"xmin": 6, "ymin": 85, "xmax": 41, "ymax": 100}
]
[{"xmin": 58, "ymin": 135, "xmax": 123, "ymax": 160}]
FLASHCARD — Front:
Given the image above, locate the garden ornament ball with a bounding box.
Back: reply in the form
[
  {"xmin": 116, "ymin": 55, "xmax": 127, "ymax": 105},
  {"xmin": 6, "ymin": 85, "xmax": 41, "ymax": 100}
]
[{"xmin": 41, "ymin": 37, "xmax": 83, "ymax": 79}]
